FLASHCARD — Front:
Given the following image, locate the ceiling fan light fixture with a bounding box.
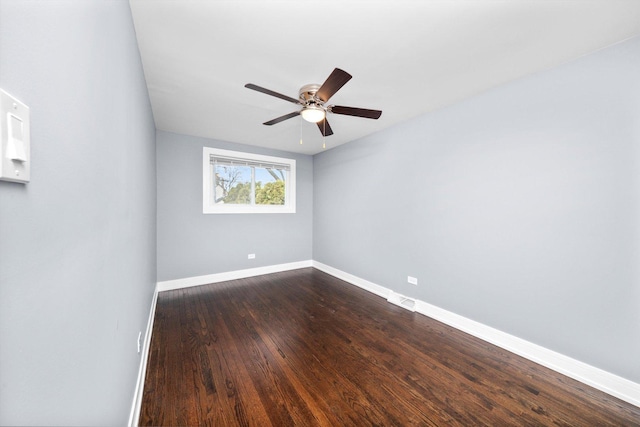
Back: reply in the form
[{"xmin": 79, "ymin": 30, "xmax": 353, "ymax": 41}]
[{"xmin": 301, "ymin": 105, "xmax": 325, "ymax": 123}]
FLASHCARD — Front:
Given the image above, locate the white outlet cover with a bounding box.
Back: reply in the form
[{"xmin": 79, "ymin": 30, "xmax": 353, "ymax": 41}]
[{"xmin": 408, "ymin": 276, "xmax": 418, "ymax": 285}]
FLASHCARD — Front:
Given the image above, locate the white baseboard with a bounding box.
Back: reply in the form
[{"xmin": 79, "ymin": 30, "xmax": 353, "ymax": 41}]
[
  {"xmin": 313, "ymin": 261, "xmax": 640, "ymax": 408},
  {"xmin": 312, "ymin": 261, "xmax": 390, "ymax": 299},
  {"xmin": 128, "ymin": 286, "xmax": 159, "ymax": 427},
  {"xmin": 156, "ymin": 260, "xmax": 313, "ymax": 292}
]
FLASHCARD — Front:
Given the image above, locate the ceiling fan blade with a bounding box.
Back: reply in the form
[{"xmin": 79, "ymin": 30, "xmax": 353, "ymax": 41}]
[
  {"xmin": 316, "ymin": 68, "xmax": 352, "ymax": 103},
  {"xmin": 245, "ymin": 83, "xmax": 300, "ymax": 104},
  {"xmin": 330, "ymin": 105, "xmax": 382, "ymax": 119},
  {"xmin": 263, "ymin": 111, "xmax": 300, "ymax": 125},
  {"xmin": 316, "ymin": 118, "xmax": 334, "ymax": 136}
]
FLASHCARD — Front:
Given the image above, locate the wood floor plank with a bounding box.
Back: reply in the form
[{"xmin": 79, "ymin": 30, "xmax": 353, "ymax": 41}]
[
  {"xmin": 139, "ymin": 268, "xmax": 640, "ymax": 426},
  {"xmin": 196, "ymin": 285, "xmax": 274, "ymax": 426}
]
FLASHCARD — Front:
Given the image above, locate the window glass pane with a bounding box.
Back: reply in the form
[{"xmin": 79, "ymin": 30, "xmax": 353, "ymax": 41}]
[
  {"xmin": 215, "ymin": 165, "xmax": 251, "ymax": 204},
  {"xmin": 204, "ymin": 147, "xmax": 296, "ymax": 214},
  {"xmin": 255, "ymin": 167, "xmax": 286, "ymax": 205}
]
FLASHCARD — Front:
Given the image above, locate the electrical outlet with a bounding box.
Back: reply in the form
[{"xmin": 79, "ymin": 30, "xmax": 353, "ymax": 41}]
[
  {"xmin": 137, "ymin": 331, "xmax": 142, "ymax": 354},
  {"xmin": 408, "ymin": 276, "xmax": 418, "ymax": 285},
  {"xmin": 248, "ymin": 253, "xmax": 256, "ymax": 259}
]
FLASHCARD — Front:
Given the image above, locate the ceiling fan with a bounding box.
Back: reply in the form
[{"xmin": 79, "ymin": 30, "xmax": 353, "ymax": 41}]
[{"xmin": 245, "ymin": 68, "xmax": 382, "ymax": 137}]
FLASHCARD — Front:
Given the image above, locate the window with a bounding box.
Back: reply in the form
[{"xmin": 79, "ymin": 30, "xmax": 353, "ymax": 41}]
[{"xmin": 203, "ymin": 147, "xmax": 296, "ymax": 214}]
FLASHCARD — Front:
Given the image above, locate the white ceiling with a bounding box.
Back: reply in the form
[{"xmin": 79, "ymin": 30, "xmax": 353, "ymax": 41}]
[{"xmin": 129, "ymin": 0, "xmax": 640, "ymax": 155}]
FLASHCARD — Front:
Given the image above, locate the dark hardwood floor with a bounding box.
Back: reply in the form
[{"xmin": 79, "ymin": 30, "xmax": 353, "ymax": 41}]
[{"xmin": 140, "ymin": 268, "xmax": 640, "ymax": 426}]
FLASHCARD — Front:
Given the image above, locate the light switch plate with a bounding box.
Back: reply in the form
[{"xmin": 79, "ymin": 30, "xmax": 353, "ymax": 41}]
[{"xmin": 0, "ymin": 89, "xmax": 30, "ymax": 183}]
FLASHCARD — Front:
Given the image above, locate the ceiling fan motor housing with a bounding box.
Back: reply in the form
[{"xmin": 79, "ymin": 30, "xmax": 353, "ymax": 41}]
[{"xmin": 299, "ymin": 84, "xmax": 323, "ymax": 107}]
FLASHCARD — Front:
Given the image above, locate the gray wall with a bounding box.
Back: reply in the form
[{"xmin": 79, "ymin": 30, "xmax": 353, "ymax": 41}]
[
  {"xmin": 157, "ymin": 131, "xmax": 313, "ymax": 282},
  {"xmin": 314, "ymin": 36, "xmax": 640, "ymax": 383},
  {"xmin": 0, "ymin": 1, "xmax": 156, "ymax": 425}
]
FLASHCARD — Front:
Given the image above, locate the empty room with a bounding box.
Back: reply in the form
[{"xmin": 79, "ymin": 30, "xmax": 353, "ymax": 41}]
[{"xmin": 1, "ymin": 0, "xmax": 639, "ymax": 425}]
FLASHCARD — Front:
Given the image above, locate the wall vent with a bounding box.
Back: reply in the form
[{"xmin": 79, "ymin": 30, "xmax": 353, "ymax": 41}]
[{"xmin": 387, "ymin": 291, "xmax": 416, "ymax": 312}]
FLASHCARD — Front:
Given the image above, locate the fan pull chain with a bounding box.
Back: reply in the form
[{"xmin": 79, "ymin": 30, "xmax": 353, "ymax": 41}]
[
  {"xmin": 322, "ymin": 120, "xmax": 326, "ymax": 149},
  {"xmin": 299, "ymin": 115, "xmax": 303, "ymax": 145}
]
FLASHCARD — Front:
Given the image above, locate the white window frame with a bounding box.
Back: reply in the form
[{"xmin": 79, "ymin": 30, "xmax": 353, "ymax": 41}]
[{"xmin": 203, "ymin": 147, "xmax": 296, "ymax": 214}]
